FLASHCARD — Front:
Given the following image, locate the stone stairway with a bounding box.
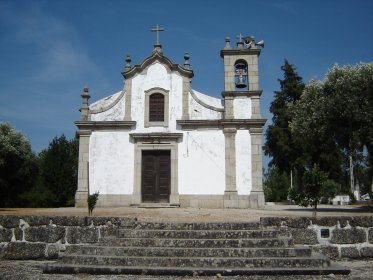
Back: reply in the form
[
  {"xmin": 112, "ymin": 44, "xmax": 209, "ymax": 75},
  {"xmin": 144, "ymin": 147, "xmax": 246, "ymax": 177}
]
[{"xmin": 43, "ymin": 221, "xmax": 350, "ymax": 276}]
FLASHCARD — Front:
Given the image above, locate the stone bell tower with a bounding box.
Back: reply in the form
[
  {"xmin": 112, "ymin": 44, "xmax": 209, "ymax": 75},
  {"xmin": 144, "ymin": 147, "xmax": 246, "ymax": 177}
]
[
  {"xmin": 220, "ymin": 34, "xmax": 266, "ymax": 208},
  {"xmin": 220, "ymin": 34, "xmax": 264, "ymax": 119}
]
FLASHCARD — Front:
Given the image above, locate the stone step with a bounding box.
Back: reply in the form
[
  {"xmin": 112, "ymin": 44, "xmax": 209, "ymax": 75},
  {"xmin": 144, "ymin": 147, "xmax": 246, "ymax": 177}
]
[
  {"xmin": 98, "ymin": 237, "xmax": 293, "ymax": 248},
  {"xmin": 58, "ymin": 254, "xmax": 330, "ymax": 268},
  {"xmin": 43, "ymin": 263, "xmax": 351, "ymax": 276},
  {"xmin": 132, "ymin": 221, "xmax": 261, "ymax": 231},
  {"xmin": 117, "ymin": 229, "xmax": 289, "ymax": 239},
  {"xmin": 66, "ymin": 245, "xmax": 312, "ymax": 258}
]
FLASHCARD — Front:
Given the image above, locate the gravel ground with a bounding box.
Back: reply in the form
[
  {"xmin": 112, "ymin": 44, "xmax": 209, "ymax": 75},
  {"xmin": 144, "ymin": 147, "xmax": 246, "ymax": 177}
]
[{"xmin": 0, "ymin": 260, "xmax": 372, "ymax": 280}]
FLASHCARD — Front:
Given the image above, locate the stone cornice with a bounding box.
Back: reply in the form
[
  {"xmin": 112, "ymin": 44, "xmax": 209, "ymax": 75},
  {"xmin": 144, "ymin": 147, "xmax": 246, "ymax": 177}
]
[
  {"xmin": 220, "ymin": 48, "xmax": 261, "ymax": 58},
  {"xmin": 176, "ymin": 119, "xmax": 266, "ymax": 130},
  {"xmin": 221, "ymin": 90, "xmax": 262, "ymax": 98},
  {"xmin": 122, "ymin": 51, "xmax": 194, "ymax": 79},
  {"xmin": 75, "ymin": 121, "xmax": 136, "ymax": 131},
  {"xmin": 130, "ymin": 133, "xmax": 183, "ymax": 143}
]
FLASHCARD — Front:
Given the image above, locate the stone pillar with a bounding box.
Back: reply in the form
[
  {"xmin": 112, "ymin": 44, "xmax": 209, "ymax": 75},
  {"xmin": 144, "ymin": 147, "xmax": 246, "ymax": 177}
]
[
  {"xmin": 124, "ymin": 79, "xmax": 132, "ymax": 121},
  {"xmin": 223, "ymin": 56, "xmax": 235, "ymax": 92},
  {"xmin": 249, "ymin": 128, "xmax": 265, "ymax": 208},
  {"xmin": 223, "ymin": 127, "xmax": 238, "ymax": 208},
  {"xmin": 248, "ymin": 55, "xmax": 259, "ymax": 91},
  {"xmin": 182, "ymin": 77, "xmax": 190, "ymax": 120},
  {"xmin": 75, "ymin": 130, "xmax": 91, "ymax": 207},
  {"xmin": 224, "ymin": 96, "xmax": 234, "ymax": 119},
  {"xmin": 80, "ymin": 86, "xmax": 90, "ymax": 121},
  {"xmin": 251, "ymin": 96, "xmax": 261, "ymax": 118}
]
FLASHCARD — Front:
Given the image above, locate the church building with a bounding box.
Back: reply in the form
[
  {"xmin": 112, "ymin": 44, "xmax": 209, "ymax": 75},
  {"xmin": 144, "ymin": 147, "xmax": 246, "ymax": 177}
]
[{"xmin": 75, "ymin": 28, "xmax": 266, "ymax": 208}]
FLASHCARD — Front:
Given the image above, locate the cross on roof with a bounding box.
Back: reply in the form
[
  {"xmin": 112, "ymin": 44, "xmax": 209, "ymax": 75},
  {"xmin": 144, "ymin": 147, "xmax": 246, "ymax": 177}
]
[
  {"xmin": 236, "ymin": 33, "xmax": 243, "ymax": 43},
  {"xmin": 151, "ymin": 24, "xmax": 165, "ymax": 46}
]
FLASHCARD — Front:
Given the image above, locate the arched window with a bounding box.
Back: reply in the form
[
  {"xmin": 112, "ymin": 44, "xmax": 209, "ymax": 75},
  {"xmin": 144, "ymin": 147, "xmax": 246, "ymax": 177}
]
[
  {"xmin": 149, "ymin": 93, "xmax": 165, "ymax": 122},
  {"xmin": 234, "ymin": 60, "xmax": 248, "ymax": 90}
]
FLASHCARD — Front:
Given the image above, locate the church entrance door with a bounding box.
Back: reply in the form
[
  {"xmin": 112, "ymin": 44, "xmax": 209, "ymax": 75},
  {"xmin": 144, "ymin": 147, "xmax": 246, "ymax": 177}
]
[{"xmin": 141, "ymin": 150, "xmax": 171, "ymax": 203}]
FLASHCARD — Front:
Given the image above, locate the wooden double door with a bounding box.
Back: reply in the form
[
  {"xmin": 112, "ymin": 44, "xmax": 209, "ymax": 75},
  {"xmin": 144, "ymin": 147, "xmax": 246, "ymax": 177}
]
[{"xmin": 141, "ymin": 150, "xmax": 171, "ymax": 203}]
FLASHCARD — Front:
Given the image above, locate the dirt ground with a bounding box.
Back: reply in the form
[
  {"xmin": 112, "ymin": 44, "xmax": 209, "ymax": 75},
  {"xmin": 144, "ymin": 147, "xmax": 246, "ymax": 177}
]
[{"xmin": 0, "ymin": 204, "xmax": 372, "ymax": 222}]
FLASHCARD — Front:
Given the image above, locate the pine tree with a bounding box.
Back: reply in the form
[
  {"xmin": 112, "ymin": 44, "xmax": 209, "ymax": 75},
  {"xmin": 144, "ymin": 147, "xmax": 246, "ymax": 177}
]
[
  {"xmin": 39, "ymin": 134, "xmax": 78, "ymax": 206},
  {"xmin": 264, "ymin": 60, "xmax": 305, "ymax": 180}
]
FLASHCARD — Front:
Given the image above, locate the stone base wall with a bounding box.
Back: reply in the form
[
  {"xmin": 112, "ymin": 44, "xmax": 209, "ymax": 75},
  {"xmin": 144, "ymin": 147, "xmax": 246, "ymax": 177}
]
[
  {"xmin": 179, "ymin": 194, "xmax": 264, "ymax": 209},
  {"xmin": 0, "ymin": 216, "xmax": 136, "ymax": 260},
  {"xmin": 79, "ymin": 194, "xmax": 266, "ymax": 209},
  {"xmin": 1, "ymin": 215, "xmax": 372, "ymax": 260},
  {"xmin": 261, "ymin": 216, "xmax": 373, "ymax": 260}
]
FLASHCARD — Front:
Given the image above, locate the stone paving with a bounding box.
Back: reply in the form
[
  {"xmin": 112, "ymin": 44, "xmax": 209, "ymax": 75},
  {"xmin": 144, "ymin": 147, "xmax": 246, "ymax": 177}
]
[{"xmin": 0, "ymin": 259, "xmax": 373, "ymax": 280}]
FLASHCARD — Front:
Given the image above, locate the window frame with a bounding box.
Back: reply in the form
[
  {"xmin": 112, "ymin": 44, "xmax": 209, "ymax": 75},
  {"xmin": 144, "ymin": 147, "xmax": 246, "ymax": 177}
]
[{"xmin": 144, "ymin": 87, "xmax": 169, "ymax": 127}]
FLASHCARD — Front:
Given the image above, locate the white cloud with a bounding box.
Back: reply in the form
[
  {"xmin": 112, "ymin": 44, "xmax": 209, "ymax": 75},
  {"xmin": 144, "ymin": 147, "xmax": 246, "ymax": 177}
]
[{"xmin": 2, "ymin": 3, "xmax": 105, "ymax": 85}]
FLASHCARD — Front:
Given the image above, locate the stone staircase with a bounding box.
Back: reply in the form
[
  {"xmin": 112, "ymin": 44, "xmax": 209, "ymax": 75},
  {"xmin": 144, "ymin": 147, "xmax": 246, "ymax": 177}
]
[{"xmin": 43, "ymin": 221, "xmax": 350, "ymax": 276}]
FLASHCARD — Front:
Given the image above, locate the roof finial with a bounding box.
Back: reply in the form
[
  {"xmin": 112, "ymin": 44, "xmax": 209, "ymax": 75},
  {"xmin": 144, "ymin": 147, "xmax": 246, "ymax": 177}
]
[
  {"xmin": 124, "ymin": 55, "xmax": 131, "ymax": 71},
  {"xmin": 236, "ymin": 33, "xmax": 244, "ymax": 49},
  {"xmin": 183, "ymin": 52, "xmax": 190, "ymax": 69},
  {"xmin": 151, "ymin": 24, "xmax": 164, "ymax": 53}
]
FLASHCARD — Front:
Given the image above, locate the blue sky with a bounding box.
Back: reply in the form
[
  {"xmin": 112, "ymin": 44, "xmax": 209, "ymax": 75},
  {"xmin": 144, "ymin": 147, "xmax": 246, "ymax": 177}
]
[{"xmin": 0, "ymin": 0, "xmax": 372, "ymax": 166}]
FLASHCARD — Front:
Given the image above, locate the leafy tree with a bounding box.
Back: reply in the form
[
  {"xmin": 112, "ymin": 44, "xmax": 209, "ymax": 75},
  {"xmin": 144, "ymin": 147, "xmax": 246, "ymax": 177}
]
[
  {"xmin": 0, "ymin": 122, "xmax": 38, "ymax": 207},
  {"xmin": 39, "ymin": 134, "xmax": 78, "ymax": 206},
  {"xmin": 264, "ymin": 59, "xmax": 305, "ymax": 189},
  {"xmin": 289, "ymin": 165, "xmax": 337, "ymax": 217},
  {"xmin": 291, "ymin": 63, "xmax": 373, "ymax": 194},
  {"xmin": 263, "ymin": 166, "xmax": 290, "ymax": 202},
  {"xmin": 290, "ymin": 81, "xmax": 344, "ymax": 183}
]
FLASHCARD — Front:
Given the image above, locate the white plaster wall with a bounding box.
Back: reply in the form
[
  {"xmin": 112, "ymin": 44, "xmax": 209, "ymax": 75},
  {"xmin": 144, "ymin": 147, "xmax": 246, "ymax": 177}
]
[
  {"xmin": 193, "ymin": 89, "xmax": 223, "ymax": 109},
  {"xmin": 89, "ymin": 131, "xmax": 134, "ymax": 195},
  {"xmin": 90, "ymin": 95, "xmax": 125, "ymax": 121},
  {"xmin": 178, "ymin": 130, "xmax": 225, "ymax": 194},
  {"xmin": 189, "ymin": 89, "xmax": 223, "ymax": 120},
  {"xmin": 235, "ymin": 130, "xmax": 252, "ymax": 195},
  {"xmin": 233, "ymin": 98, "xmax": 251, "ymax": 119},
  {"xmin": 131, "ymin": 61, "xmax": 183, "ymax": 132}
]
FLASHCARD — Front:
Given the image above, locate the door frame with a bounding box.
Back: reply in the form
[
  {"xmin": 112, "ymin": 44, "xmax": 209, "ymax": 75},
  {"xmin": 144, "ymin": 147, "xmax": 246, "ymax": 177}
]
[
  {"xmin": 130, "ymin": 133, "xmax": 181, "ymax": 205},
  {"xmin": 141, "ymin": 150, "xmax": 171, "ymax": 203}
]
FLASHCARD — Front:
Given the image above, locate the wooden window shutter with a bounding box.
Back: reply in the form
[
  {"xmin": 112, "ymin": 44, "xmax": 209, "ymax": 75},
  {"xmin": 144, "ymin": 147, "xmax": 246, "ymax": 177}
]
[{"xmin": 149, "ymin": 93, "xmax": 165, "ymax": 122}]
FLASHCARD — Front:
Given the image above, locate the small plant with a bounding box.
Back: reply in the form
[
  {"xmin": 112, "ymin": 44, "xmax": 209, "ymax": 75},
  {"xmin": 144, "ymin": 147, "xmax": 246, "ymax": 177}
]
[
  {"xmin": 289, "ymin": 165, "xmax": 337, "ymax": 218},
  {"xmin": 87, "ymin": 191, "xmax": 99, "ymax": 216}
]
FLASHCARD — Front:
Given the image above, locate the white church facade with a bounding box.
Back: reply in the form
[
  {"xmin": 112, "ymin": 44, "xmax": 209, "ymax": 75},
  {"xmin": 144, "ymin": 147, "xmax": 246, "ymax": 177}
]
[{"xmin": 75, "ymin": 30, "xmax": 266, "ymax": 208}]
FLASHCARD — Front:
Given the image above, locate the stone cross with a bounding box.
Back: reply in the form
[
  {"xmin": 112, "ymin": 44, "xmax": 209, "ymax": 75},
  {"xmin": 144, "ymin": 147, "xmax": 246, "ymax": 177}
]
[
  {"xmin": 151, "ymin": 24, "xmax": 165, "ymax": 46},
  {"xmin": 236, "ymin": 33, "xmax": 243, "ymax": 43}
]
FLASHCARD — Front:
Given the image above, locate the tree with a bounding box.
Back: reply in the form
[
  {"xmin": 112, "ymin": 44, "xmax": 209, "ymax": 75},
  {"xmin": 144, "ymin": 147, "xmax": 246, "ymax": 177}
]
[
  {"xmin": 289, "ymin": 165, "xmax": 337, "ymax": 217},
  {"xmin": 264, "ymin": 59, "xmax": 305, "ymax": 189},
  {"xmin": 290, "ymin": 81, "xmax": 344, "ymax": 183},
  {"xmin": 291, "ymin": 63, "xmax": 373, "ymax": 194},
  {"xmin": 0, "ymin": 122, "xmax": 38, "ymax": 207},
  {"xmin": 263, "ymin": 166, "xmax": 290, "ymax": 202},
  {"xmin": 39, "ymin": 134, "xmax": 78, "ymax": 206}
]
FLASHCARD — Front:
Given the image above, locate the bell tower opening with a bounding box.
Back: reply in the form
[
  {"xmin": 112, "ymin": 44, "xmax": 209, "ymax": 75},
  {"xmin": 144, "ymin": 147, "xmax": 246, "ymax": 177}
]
[{"xmin": 234, "ymin": 60, "xmax": 248, "ymax": 90}]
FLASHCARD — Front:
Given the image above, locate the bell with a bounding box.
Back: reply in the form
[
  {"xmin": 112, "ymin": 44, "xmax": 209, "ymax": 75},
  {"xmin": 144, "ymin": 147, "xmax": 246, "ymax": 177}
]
[{"xmin": 235, "ymin": 62, "xmax": 247, "ymax": 89}]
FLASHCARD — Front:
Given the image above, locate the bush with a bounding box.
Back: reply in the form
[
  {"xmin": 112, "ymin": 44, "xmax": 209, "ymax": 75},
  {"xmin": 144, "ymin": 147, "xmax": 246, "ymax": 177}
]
[{"xmin": 87, "ymin": 192, "xmax": 99, "ymax": 215}]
